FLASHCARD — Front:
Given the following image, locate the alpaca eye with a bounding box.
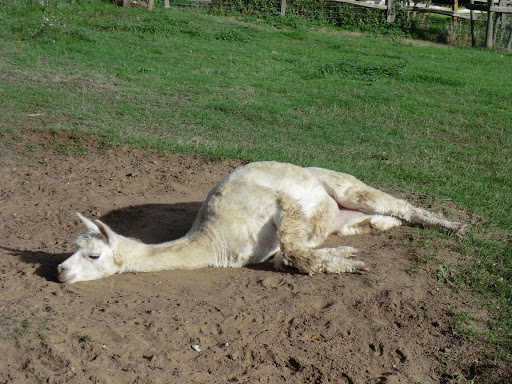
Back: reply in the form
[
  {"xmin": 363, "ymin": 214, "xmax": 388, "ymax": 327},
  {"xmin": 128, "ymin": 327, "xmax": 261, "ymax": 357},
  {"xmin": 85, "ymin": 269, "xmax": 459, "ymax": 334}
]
[{"xmin": 88, "ymin": 255, "xmax": 100, "ymax": 260}]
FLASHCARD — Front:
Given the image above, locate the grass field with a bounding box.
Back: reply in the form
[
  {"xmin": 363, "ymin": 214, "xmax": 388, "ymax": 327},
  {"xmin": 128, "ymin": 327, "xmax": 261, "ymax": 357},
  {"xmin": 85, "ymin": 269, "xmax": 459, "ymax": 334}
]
[{"xmin": 1, "ymin": 0, "xmax": 511, "ymax": 356}]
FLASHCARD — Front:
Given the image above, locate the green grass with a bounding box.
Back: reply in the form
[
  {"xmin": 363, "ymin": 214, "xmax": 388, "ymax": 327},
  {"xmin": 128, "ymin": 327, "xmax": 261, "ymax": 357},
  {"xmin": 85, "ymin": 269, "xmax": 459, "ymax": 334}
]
[
  {"xmin": 79, "ymin": 334, "xmax": 91, "ymax": 343},
  {"xmin": 0, "ymin": 0, "xmax": 511, "ymax": 356}
]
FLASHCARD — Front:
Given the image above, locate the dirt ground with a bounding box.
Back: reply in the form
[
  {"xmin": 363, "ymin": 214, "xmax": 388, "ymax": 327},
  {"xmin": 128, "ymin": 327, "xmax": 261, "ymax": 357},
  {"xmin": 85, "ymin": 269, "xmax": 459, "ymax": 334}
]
[{"xmin": 0, "ymin": 131, "xmax": 509, "ymax": 383}]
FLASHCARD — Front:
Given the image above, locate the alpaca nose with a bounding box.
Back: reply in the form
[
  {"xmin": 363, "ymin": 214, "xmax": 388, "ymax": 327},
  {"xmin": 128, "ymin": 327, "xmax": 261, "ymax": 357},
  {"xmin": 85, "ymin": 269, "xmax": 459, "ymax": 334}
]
[{"xmin": 57, "ymin": 264, "xmax": 66, "ymax": 273}]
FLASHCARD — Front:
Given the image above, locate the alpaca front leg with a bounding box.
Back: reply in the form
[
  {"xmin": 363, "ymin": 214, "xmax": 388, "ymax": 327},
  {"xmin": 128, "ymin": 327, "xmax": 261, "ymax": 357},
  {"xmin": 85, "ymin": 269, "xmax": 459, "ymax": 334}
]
[
  {"xmin": 275, "ymin": 194, "xmax": 366, "ymax": 274},
  {"xmin": 276, "ymin": 247, "xmax": 366, "ymax": 275},
  {"xmin": 313, "ymin": 247, "xmax": 367, "ymax": 274}
]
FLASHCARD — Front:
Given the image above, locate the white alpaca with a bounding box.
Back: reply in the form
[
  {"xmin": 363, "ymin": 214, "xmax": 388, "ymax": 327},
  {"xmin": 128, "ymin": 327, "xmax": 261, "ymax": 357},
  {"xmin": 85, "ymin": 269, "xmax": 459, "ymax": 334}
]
[{"xmin": 57, "ymin": 161, "xmax": 465, "ymax": 283}]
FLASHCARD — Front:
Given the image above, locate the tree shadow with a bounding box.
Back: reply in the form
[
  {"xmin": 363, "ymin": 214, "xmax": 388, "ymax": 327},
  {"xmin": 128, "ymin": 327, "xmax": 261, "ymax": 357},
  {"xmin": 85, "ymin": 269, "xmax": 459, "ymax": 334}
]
[{"xmin": 7, "ymin": 202, "xmax": 204, "ymax": 282}]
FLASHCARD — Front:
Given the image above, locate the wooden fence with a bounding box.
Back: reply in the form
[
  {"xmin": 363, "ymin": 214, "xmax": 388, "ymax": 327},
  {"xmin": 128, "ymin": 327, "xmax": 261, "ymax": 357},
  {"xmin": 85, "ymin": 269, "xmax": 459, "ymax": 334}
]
[
  {"xmin": 289, "ymin": 0, "xmax": 512, "ymax": 49},
  {"xmin": 466, "ymin": 0, "xmax": 512, "ymax": 47},
  {"xmin": 121, "ymin": 0, "xmax": 512, "ymax": 49}
]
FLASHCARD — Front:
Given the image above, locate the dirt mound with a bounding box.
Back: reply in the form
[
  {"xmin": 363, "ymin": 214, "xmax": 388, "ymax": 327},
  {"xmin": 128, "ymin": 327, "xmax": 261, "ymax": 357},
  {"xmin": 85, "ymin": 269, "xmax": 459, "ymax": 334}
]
[{"xmin": 0, "ymin": 131, "xmax": 507, "ymax": 383}]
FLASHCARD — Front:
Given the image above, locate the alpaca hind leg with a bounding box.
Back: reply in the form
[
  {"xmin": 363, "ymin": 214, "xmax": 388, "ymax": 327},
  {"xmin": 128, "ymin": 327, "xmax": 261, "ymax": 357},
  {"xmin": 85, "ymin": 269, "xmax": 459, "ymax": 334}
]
[
  {"xmin": 369, "ymin": 214, "xmax": 403, "ymax": 231},
  {"xmin": 340, "ymin": 185, "xmax": 466, "ymax": 235},
  {"xmin": 337, "ymin": 209, "xmax": 403, "ymax": 236},
  {"xmin": 275, "ymin": 195, "xmax": 366, "ymax": 274},
  {"xmin": 311, "ymin": 168, "xmax": 465, "ymax": 235}
]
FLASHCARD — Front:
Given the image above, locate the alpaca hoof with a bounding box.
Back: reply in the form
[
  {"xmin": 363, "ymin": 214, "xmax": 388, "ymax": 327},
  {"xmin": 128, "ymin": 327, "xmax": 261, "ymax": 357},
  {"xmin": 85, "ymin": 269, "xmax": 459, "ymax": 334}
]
[
  {"xmin": 454, "ymin": 223, "xmax": 467, "ymax": 237},
  {"xmin": 336, "ymin": 246, "xmax": 358, "ymax": 257},
  {"xmin": 356, "ymin": 262, "xmax": 367, "ymax": 274}
]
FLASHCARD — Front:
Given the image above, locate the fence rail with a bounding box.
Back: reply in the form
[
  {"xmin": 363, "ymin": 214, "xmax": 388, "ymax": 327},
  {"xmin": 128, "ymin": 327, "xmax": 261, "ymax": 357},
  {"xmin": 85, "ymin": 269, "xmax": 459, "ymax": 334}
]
[{"xmin": 329, "ymin": 0, "xmax": 474, "ymax": 20}]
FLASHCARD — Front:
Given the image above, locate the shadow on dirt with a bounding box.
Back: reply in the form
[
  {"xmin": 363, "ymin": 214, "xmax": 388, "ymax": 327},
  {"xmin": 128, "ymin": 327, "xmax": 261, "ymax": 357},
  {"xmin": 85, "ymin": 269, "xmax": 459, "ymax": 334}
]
[
  {"xmin": 99, "ymin": 202, "xmax": 204, "ymax": 243},
  {"xmin": 1, "ymin": 247, "xmax": 70, "ymax": 282}
]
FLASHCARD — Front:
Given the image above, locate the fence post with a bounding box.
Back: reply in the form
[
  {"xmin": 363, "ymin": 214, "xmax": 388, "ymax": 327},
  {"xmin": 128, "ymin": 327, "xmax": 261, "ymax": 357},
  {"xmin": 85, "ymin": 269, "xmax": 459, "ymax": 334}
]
[
  {"xmin": 386, "ymin": 0, "xmax": 395, "ymax": 22},
  {"xmin": 485, "ymin": 0, "xmax": 494, "ymax": 47},
  {"xmin": 470, "ymin": 0, "xmax": 476, "ymax": 46},
  {"xmin": 452, "ymin": 0, "xmax": 458, "ymax": 26},
  {"xmin": 506, "ymin": 6, "xmax": 512, "ymax": 51},
  {"xmin": 148, "ymin": 0, "xmax": 154, "ymax": 10},
  {"xmin": 164, "ymin": 0, "xmax": 169, "ymax": 8},
  {"xmin": 281, "ymin": 0, "xmax": 286, "ymax": 16},
  {"xmin": 495, "ymin": 0, "xmax": 507, "ymax": 43}
]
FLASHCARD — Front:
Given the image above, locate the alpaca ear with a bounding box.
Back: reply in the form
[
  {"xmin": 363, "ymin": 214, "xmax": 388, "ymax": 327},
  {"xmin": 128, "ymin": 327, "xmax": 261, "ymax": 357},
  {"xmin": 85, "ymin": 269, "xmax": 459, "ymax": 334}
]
[
  {"xmin": 77, "ymin": 212, "xmax": 99, "ymax": 232},
  {"xmin": 94, "ymin": 219, "xmax": 117, "ymax": 247}
]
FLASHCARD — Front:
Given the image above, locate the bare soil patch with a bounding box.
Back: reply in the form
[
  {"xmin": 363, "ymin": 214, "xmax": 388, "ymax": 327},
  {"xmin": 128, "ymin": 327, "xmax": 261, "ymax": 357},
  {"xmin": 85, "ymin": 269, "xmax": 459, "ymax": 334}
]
[{"xmin": 0, "ymin": 131, "xmax": 507, "ymax": 383}]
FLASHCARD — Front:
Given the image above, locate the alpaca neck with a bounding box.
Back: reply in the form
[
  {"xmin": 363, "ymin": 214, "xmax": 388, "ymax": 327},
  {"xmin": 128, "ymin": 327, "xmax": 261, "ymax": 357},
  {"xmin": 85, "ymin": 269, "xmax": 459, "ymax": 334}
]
[{"xmin": 117, "ymin": 231, "xmax": 220, "ymax": 273}]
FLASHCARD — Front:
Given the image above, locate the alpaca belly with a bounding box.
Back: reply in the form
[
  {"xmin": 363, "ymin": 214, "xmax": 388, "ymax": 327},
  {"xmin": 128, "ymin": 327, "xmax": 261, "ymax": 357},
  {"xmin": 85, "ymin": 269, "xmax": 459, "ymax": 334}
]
[
  {"xmin": 221, "ymin": 221, "xmax": 280, "ymax": 267},
  {"xmin": 247, "ymin": 224, "xmax": 280, "ymax": 265},
  {"xmin": 338, "ymin": 208, "xmax": 369, "ymax": 222}
]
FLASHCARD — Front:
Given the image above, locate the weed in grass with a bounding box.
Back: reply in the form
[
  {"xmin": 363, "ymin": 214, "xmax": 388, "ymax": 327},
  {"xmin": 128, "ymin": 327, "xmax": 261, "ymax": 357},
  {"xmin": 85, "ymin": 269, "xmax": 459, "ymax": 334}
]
[
  {"xmin": 24, "ymin": 143, "xmax": 37, "ymax": 153},
  {"xmin": 79, "ymin": 334, "xmax": 91, "ymax": 343},
  {"xmin": 1, "ymin": 311, "xmax": 52, "ymax": 346},
  {"xmin": 449, "ymin": 307, "xmax": 482, "ymax": 339},
  {"xmin": 49, "ymin": 137, "xmax": 87, "ymax": 156},
  {"xmin": 437, "ymin": 264, "xmax": 458, "ymax": 286},
  {"xmin": 136, "ymin": 66, "xmax": 154, "ymax": 73},
  {"xmin": 215, "ymin": 28, "xmax": 252, "ymax": 43},
  {"xmin": 454, "ymin": 375, "xmax": 475, "ymax": 384},
  {"xmin": 12, "ymin": 319, "xmax": 31, "ymax": 339},
  {"xmin": 38, "ymin": 331, "xmax": 48, "ymax": 340},
  {"xmin": 409, "ymin": 252, "xmax": 437, "ymax": 274}
]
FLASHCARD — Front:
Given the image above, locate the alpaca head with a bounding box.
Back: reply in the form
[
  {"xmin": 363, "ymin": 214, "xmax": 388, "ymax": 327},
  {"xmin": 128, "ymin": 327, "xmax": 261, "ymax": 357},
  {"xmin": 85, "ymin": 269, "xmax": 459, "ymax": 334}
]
[{"xmin": 57, "ymin": 213, "xmax": 123, "ymax": 284}]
